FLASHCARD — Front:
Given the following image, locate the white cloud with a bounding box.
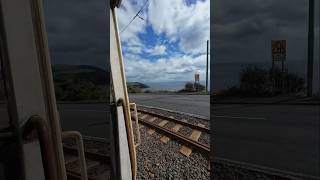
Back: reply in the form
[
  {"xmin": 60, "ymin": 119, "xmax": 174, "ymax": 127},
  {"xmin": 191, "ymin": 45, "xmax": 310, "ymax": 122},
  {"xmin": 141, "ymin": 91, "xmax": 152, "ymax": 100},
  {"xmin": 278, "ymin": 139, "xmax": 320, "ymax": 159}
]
[
  {"xmin": 123, "ymin": 53, "xmax": 208, "ymax": 82},
  {"xmin": 148, "ymin": 0, "xmax": 210, "ymax": 54},
  {"xmin": 118, "ymin": 0, "xmax": 210, "ymax": 82},
  {"xmin": 118, "ymin": 0, "xmax": 209, "ymax": 55},
  {"xmin": 123, "ymin": 44, "xmax": 142, "ymax": 54},
  {"xmin": 144, "ymin": 45, "xmax": 167, "ymax": 55}
]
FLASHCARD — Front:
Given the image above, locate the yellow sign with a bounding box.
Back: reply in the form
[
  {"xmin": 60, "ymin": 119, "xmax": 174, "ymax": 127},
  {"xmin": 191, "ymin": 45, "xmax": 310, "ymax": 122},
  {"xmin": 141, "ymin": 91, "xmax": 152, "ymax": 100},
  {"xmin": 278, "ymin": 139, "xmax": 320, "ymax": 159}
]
[
  {"xmin": 272, "ymin": 40, "xmax": 286, "ymax": 61},
  {"xmin": 195, "ymin": 74, "xmax": 200, "ymax": 82}
]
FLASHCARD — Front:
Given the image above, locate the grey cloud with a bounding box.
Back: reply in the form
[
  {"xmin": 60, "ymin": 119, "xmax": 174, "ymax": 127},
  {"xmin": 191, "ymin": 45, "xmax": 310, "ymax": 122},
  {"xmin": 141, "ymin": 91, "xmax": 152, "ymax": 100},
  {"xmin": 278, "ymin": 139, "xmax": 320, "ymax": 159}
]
[
  {"xmin": 212, "ymin": 0, "xmax": 320, "ymax": 90},
  {"xmin": 213, "ymin": 0, "xmax": 310, "ymax": 64},
  {"xmin": 43, "ymin": 0, "xmax": 109, "ymax": 69}
]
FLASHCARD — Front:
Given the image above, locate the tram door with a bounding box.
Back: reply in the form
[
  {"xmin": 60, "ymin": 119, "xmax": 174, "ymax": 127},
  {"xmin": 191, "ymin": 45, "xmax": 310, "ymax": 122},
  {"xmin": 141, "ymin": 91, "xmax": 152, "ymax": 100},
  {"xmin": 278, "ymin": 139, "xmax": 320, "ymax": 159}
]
[
  {"xmin": 0, "ymin": 0, "xmax": 137, "ymax": 179},
  {"xmin": 110, "ymin": 4, "xmax": 137, "ymax": 180},
  {"xmin": 0, "ymin": 0, "xmax": 66, "ymax": 179}
]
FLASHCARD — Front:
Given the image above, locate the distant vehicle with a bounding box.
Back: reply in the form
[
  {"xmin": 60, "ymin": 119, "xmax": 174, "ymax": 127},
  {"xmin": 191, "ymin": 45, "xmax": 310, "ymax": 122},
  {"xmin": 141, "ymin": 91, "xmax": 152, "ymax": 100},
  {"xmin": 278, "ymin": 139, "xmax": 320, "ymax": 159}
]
[{"xmin": 0, "ymin": 0, "xmax": 139, "ymax": 179}]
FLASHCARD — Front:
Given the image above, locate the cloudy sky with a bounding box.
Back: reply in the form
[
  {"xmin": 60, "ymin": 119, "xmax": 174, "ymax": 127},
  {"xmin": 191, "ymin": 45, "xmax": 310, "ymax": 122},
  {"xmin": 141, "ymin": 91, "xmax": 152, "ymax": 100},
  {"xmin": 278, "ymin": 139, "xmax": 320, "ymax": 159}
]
[
  {"xmin": 213, "ymin": 0, "xmax": 319, "ymax": 90},
  {"xmin": 44, "ymin": 0, "xmax": 109, "ymax": 69},
  {"xmin": 43, "ymin": 0, "xmax": 318, "ymax": 89},
  {"xmin": 117, "ymin": 0, "xmax": 210, "ymax": 83}
]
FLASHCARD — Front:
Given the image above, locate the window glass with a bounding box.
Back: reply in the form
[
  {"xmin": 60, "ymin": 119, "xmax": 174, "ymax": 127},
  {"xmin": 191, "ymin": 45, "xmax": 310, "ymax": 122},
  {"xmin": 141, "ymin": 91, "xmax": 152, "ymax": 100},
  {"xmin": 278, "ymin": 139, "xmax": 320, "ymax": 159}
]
[
  {"xmin": 43, "ymin": 0, "xmax": 112, "ymax": 178},
  {"xmin": 213, "ymin": 0, "xmax": 319, "ymax": 178}
]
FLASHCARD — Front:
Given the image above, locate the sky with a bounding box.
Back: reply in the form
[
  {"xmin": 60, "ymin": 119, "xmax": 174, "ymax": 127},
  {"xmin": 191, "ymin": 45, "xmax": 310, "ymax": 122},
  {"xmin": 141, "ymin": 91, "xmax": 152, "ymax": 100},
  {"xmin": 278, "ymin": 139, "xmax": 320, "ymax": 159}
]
[
  {"xmin": 117, "ymin": 0, "xmax": 210, "ymax": 83},
  {"xmin": 42, "ymin": 0, "xmax": 318, "ymax": 90},
  {"xmin": 213, "ymin": 0, "xmax": 320, "ymax": 90},
  {"xmin": 214, "ymin": 0, "xmax": 311, "ymax": 63},
  {"xmin": 43, "ymin": 0, "xmax": 110, "ymax": 69}
]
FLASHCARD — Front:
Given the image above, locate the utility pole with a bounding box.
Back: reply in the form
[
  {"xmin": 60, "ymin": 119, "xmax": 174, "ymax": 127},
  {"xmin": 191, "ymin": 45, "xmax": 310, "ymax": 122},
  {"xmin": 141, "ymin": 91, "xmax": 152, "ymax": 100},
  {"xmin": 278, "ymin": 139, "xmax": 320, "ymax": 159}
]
[
  {"xmin": 307, "ymin": 0, "xmax": 315, "ymax": 96},
  {"xmin": 206, "ymin": 40, "xmax": 209, "ymax": 92}
]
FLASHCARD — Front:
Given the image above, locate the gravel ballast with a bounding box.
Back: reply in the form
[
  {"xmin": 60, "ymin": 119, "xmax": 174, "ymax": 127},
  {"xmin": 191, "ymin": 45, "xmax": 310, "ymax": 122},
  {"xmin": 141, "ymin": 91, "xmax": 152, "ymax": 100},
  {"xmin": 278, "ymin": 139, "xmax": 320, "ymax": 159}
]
[{"xmin": 137, "ymin": 125, "xmax": 210, "ymax": 179}]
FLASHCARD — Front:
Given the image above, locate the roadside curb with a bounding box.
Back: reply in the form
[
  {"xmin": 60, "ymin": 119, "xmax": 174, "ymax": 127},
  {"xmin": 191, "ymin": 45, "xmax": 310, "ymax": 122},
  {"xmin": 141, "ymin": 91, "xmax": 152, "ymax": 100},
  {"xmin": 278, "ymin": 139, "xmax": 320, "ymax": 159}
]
[
  {"xmin": 211, "ymin": 101, "xmax": 320, "ymax": 105},
  {"xmin": 214, "ymin": 157, "xmax": 320, "ymax": 180},
  {"xmin": 136, "ymin": 104, "xmax": 209, "ymax": 121},
  {"xmin": 211, "ymin": 96, "xmax": 320, "ymax": 105},
  {"xmin": 57, "ymin": 101, "xmax": 108, "ymax": 104}
]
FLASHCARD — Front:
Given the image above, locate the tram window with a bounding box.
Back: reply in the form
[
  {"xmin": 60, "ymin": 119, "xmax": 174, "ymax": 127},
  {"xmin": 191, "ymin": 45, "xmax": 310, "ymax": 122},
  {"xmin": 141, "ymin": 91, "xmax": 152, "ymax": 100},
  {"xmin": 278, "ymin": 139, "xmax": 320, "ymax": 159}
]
[
  {"xmin": 43, "ymin": 0, "xmax": 113, "ymax": 179},
  {"xmin": 44, "ymin": 0, "xmax": 110, "ymax": 136},
  {"xmin": 212, "ymin": 0, "xmax": 320, "ymax": 178}
]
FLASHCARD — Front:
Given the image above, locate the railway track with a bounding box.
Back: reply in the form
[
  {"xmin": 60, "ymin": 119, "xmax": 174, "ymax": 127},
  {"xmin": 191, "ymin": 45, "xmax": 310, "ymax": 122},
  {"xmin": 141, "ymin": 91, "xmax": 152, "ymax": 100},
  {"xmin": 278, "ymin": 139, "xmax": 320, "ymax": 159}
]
[
  {"xmin": 131, "ymin": 107, "xmax": 210, "ymax": 157},
  {"xmin": 60, "ymin": 107, "xmax": 210, "ymax": 179},
  {"xmin": 63, "ymin": 136, "xmax": 111, "ymax": 180}
]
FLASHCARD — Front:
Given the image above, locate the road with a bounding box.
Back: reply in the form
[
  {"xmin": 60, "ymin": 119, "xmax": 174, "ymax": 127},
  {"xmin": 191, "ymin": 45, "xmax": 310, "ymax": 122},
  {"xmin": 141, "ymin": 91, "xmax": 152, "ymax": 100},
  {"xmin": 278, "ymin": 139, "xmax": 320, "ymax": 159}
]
[
  {"xmin": 1, "ymin": 95, "xmax": 319, "ymax": 177},
  {"xmin": 129, "ymin": 94, "xmax": 210, "ymax": 117},
  {"xmin": 213, "ymin": 103, "xmax": 319, "ymax": 177},
  {"xmin": 0, "ymin": 103, "xmax": 112, "ymax": 138}
]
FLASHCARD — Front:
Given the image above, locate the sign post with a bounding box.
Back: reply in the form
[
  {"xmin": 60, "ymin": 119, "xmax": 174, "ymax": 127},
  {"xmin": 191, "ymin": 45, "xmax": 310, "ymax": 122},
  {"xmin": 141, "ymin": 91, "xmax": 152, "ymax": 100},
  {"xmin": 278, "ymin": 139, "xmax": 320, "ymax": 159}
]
[
  {"xmin": 272, "ymin": 40, "xmax": 286, "ymax": 66},
  {"xmin": 307, "ymin": 0, "xmax": 315, "ymax": 96},
  {"xmin": 271, "ymin": 40, "xmax": 287, "ymax": 92}
]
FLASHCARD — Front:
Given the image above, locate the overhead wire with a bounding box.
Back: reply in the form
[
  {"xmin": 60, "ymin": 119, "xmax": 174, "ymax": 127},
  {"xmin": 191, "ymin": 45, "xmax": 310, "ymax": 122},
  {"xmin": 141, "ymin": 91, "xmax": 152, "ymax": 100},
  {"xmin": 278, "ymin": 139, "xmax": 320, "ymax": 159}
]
[{"xmin": 120, "ymin": 0, "xmax": 150, "ymax": 33}]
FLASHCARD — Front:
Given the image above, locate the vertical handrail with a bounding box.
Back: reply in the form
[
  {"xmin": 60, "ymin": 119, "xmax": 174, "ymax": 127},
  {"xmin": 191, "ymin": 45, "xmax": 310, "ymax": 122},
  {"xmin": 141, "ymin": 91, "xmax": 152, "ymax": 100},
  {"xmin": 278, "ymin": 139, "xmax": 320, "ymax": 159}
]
[
  {"xmin": 23, "ymin": 115, "xmax": 57, "ymax": 180},
  {"xmin": 62, "ymin": 131, "xmax": 88, "ymax": 180},
  {"xmin": 129, "ymin": 103, "xmax": 141, "ymax": 147},
  {"xmin": 29, "ymin": 0, "xmax": 67, "ymax": 179}
]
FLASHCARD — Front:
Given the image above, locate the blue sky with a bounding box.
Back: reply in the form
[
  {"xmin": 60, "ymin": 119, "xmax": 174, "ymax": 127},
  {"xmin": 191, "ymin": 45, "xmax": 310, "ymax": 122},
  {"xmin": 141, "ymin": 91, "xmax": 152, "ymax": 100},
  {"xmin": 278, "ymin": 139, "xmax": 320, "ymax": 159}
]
[{"xmin": 118, "ymin": 0, "xmax": 210, "ymax": 83}]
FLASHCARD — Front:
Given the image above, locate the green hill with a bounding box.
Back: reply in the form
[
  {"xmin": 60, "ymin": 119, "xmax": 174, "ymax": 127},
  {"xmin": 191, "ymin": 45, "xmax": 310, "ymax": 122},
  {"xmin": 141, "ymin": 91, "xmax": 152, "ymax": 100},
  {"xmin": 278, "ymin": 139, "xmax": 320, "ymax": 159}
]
[
  {"xmin": 52, "ymin": 64, "xmax": 107, "ymax": 101},
  {"xmin": 53, "ymin": 64, "xmax": 107, "ymax": 85},
  {"xmin": 52, "ymin": 64, "xmax": 149, "ymax": 99}
]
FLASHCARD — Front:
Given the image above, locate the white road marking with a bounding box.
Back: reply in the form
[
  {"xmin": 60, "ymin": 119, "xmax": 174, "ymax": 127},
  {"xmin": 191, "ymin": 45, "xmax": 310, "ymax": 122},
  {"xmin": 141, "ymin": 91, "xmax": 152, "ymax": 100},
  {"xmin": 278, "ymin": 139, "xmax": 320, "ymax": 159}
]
[
  {"xmin": 58, "ymin": 109, "xmax": 107, "ymax": 112},
  {"xmin": 214, "ymin": 115, "xmax": 267, "ymax": 120}
]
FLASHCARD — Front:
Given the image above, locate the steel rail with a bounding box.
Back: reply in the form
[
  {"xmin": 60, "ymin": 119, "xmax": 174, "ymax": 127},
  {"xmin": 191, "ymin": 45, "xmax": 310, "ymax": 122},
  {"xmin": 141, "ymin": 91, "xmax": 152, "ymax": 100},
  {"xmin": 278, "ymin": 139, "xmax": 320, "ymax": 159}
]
[
  {"xmin": 138, "ymin": 118, "xmax": 210, "ymax": 155},
  {"xmin": 135, "ymin": 108, "xmax": 210, "ymax": 133}
]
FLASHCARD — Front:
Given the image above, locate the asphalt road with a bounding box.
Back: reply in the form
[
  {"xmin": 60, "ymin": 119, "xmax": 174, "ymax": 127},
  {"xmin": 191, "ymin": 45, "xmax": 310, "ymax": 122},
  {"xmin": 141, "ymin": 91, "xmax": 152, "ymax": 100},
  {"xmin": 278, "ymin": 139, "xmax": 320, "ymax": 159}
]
[
  {"xmin": 213, "ymin": 103, "xmax": 319, "ymax": 177},
  {"xmin": 1, "ymin": 96, "xmax": 319, "ymax": 177},
  {"xmin": 0, "ymin": 103, "xmax": 112, "ymax": 138},
  {"xmin": 129, "ymin": 94, "xmax": 210, "ymax": 117}
]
